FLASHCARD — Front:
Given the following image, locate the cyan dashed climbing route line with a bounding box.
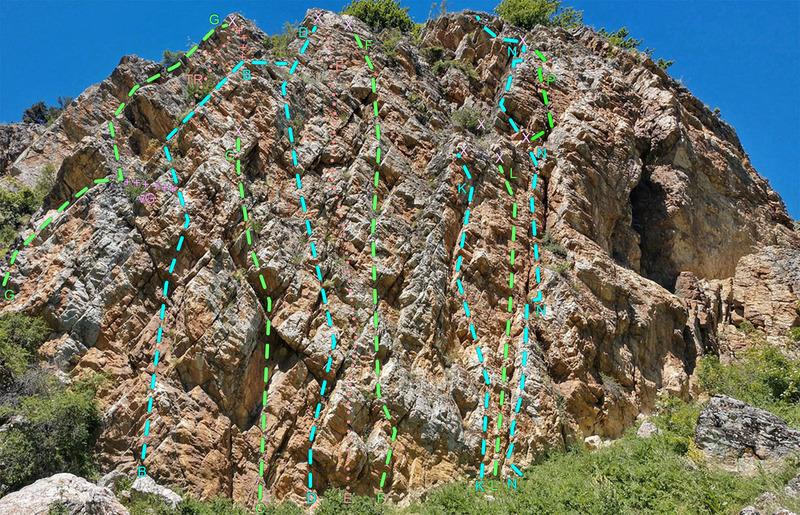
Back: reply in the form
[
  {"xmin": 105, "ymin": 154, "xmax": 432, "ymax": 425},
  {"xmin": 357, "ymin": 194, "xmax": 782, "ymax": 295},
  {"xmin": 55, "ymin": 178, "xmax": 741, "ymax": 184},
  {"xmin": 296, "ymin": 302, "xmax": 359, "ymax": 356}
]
[
  {"xmin": 274, "ymin": 23, "xmax": 341, "ymax": 495},
  {"xmin": 488, "ymin": 16, "xmax": 553, "ymax": 478},
  {"xmin": 457, "ymin": 16, "xmax": 553, "ymax": 480},
  {"xmin": 249, "ymin": 20, "xmax": 327, "ymax": 502},
  {"xmin": 0, "ymin": 21, "xmax": 229, "ymax": 293},
  {"xmin": 139, "ymin": 31, "xmax": 256, "ymax": 468},
  {"xmin": 351, "ymin": 31, "xmax": 401, "ymax": 495}
]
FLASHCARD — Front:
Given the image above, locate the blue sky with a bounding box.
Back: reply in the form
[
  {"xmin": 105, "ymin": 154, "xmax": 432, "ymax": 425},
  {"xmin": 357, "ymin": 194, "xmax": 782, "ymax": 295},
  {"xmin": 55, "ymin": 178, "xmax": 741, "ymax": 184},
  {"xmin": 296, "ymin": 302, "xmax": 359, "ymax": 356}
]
[{"xmin": 1, "ymin": 0, "xmax": 797, "ymax": 218}]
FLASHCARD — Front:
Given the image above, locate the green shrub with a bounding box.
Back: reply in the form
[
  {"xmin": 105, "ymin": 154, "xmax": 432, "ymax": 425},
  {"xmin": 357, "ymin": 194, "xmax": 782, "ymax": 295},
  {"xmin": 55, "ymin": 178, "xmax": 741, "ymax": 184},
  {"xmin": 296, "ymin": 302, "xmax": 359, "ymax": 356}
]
[
  {"xmin": 161, "ymin": 49, "xmax": 185, "ymax": 67},
  {"xmin": 541, "ymin": 230, "xmax": 567, "ymax": 258},
  {"xmin": 788, "ymin": 327, "xmax": 800, "ymax": 342},
  {"xmin": 451, "ymin": 107, "xmax": 483, "ymax": 133},
  {"xmin": 0, "ymin": 183, "xmax": 45, "ymax": 258},
  {"xmin": 341, "ymin": 0, "xmax": 414, "ymax": 32},
  {"xmin": 553, "ymin": 261, "xmax": 570, "ymax": 275},
  {"xmin": 263, "ymin": 22, "xmax": 297, "ymax": 59},
  {"xmin": 598, "ymin": 26, "xmax": 642, "ymax": 49},
  {"xmin": 656, "ymin": 57, "xmax": 675, "ymax": 70},
  {"xmin": 0, "ymin": 313, "xmax": 50, "ymax": 385},
  {"xmin": 432, "ymin": 59, "xmax": 477, "ymax": 78},
  {"xmin": 494, "ymin": 0, "xmax": 583, "ymax": 30},
  {"xmin": 123, "ymin": 183, "xmax": 147, "ymax": 202},
  {"xmin": 411, "ymin": 22, "xmax": 425, "ymax": 44},
  {"xmin": 36, "ymin": 163, "xmax": 56, "ymax": 199},
  {"xmin": 184, "ymin": 72, "xmax": 213, "ymax": 103},
  {"xmin": 381, "ymin": 29, "xmax": 402, "ymax": 61},
  {"xmin": 0, "ymin": 371, "xmax": 102, "ymax": 496}
]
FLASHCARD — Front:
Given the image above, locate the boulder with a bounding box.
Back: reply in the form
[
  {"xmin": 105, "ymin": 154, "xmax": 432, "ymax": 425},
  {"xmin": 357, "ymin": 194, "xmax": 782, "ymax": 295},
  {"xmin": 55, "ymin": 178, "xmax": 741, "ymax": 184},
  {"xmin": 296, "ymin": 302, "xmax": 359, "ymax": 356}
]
[
  {"xmin": 785, "ymin": 470, "xmax": 800, "ymax": 498},
  {"xmin": 584, "ymin": 435, "xmax": 602, "ymax": 450},
  {"xmin": 636, "ymin": 420, "xmax": 660, "ymax": 438},
  {"xmin": 695, "ymin": 395, "xmax": 800, "ymax": 472},
  {"xmin": 130, "ymin": 476, "xmax": 181, "ymax": 508},
  {"xmin": 0, "ymin": 473, "xmax": 128, "ymax": 514}
]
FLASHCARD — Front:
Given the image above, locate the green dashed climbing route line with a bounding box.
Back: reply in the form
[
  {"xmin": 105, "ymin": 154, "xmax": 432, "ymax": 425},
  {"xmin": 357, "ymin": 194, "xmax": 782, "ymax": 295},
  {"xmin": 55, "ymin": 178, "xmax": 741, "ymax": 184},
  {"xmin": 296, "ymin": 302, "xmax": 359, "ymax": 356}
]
[
  {"xmin": 354, "ymin": 32, "xmax": 401, "ymax": 494},
  {"xmin": 489, "ymin": 27, "xmax": 553, "ymax": 479},
  {"xmin": 229, "ymin": 135, "xmax": 276, "ymax": 499},
  {"xmin": 470, "ymin": 15, "xmax": 552, "ymax": 480},
  {"xmin": 0, "ymin": 21, "xmax": 229, "ymax": 292}
]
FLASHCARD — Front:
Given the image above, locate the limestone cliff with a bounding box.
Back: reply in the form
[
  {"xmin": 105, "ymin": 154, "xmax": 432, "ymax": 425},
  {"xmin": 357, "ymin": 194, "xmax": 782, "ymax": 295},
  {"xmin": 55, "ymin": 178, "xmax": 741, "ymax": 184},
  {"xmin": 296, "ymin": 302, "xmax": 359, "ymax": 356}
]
[{"xmin": 1, "ymin": 8, "xmax": 798, "ymax": 507}]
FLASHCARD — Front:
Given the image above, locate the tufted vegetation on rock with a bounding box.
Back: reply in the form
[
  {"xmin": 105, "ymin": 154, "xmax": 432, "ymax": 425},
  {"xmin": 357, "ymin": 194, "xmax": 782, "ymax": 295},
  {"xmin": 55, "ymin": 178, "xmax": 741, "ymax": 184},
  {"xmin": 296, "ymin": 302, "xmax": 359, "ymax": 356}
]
[
  {"xmin": 451, "ymin": 107, "xmax": 484, "ymax": 133},
  {"xmin": 597, "ymin": 26, "xmax": 675, "ymax": 69},
  {"xmin": 431, "ymin": 59, "xmax": 478, "ymax": 78},
  {"xmin": 494, "ymin": 0, "xmax": 583, "ymax": 29},
  {"xmin": 341, "ymin": 0, "xmax": 414, "ymax": 32}
]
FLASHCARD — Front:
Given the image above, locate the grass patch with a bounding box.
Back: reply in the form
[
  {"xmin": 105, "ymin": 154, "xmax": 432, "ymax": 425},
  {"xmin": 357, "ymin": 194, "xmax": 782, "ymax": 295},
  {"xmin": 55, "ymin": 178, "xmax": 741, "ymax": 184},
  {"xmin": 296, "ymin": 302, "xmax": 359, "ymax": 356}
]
[
  {"xmin": 398, "ymin": 398, "xmax": 798, "ymax": 514},
  {"xmin": 698, "ymin": 325, "xmax": 800, "ymax": 428}
]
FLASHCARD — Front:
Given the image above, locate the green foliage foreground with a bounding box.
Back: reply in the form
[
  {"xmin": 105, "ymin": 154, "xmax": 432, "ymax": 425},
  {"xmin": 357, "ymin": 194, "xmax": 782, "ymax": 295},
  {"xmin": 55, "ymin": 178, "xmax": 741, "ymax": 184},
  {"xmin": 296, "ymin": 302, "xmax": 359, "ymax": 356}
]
[
  {"xmin": 0, "ymin": 314, "xmax": 102, "ymax": 497},
  {"xmin": 698, "ymin": 323, "xmax": 800, "ymax": 428},
  {"xmin": 127, "ymin": 399, "xmax": 799, "ymax": 514}
]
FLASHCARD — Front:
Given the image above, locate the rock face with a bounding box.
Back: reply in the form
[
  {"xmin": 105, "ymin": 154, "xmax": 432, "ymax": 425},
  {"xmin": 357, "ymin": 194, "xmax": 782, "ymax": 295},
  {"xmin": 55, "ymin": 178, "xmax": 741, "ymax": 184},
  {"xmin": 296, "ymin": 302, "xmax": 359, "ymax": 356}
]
[
  {"xmin": 695, "ymin": 395, "xmax": 800, "ymax": 471},
  {"xmin": 0, "ymin": 122, "xmax": 44, "ymax": 177},
  {"xmin": 0, "ymin": 7, "xmax": 798, "ymax": 507},
  {"xmin": 0, "ymin": 473, "xmax": 129, "ymax": 514}
]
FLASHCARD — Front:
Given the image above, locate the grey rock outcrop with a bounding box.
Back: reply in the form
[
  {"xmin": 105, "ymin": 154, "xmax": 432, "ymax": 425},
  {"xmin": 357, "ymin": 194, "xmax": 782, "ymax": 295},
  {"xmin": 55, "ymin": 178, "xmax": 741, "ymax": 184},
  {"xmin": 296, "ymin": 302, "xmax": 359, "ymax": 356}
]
[
  {"xmin": 695, "ymin": 395, "xmax": 800, "ymax": 471},
  {"xmin": 0, "ymin": 473, "xmax": 129, "ymax": 514},
  {"xmin": 130, "ymin": 476, "xmax": 181, "ymax": 508},
  {"xmin": 0, "ymin": 122, "xmax": 44, "ymax": 176},
  {"xmin": 636, "ymin": 420, "xmax": 660, "ymax": 438}
]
